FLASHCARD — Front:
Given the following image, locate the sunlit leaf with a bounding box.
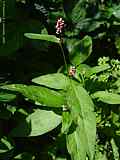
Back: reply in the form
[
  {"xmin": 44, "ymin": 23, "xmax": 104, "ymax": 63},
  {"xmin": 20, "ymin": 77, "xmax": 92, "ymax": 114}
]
[
  {"xmin": 24, "ymin": 33, "xmax": 60, "ymax": 43},
  {"xmin": 1, "ymin": 84, "xmax": 65, "ymax": 107},
  {"xmin": 92, "ymin": 91, "xmax": 120, "ymax": 104},
  {"xmin": 66, "ymin": 82, "xmax": 96, "ymax": 160},
  {"xmin": 10, "ymin": 109, "xmax": 62, "ymax": 137},
  {"xmin": 32, "ymin": 73, "xmax": 69, "ymax": 90}
]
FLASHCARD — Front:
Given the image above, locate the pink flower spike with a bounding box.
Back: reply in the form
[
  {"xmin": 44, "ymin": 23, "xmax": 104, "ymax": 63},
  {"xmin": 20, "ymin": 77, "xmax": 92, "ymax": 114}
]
[{"xmin": 56, "ymin": 18, "xmax": 65, "ymax": 35}]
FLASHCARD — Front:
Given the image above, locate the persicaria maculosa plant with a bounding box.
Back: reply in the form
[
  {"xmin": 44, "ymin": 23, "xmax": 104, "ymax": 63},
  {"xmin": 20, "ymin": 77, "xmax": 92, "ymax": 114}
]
[
  {"xmin": 2, "ymin": 18, "xmax": 96, "ymax": 160},
  {"xmin": 24, "ymin": 18, "xmax": 96, "ymax": 160}
]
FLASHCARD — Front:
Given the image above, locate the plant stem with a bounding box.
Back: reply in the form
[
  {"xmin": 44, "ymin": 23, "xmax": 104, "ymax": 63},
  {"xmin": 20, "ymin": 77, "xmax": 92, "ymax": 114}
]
[
  {"xmin": 2, "ymin": 0, "xmax": 6, "ymax": 44},
  {"xmin": 59, "ymin": 41, "xmax": 68, "ymax": 76}
]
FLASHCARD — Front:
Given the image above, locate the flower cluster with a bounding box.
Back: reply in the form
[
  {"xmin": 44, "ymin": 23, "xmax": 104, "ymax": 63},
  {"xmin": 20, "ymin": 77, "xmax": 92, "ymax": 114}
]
[
  {"xmin": 69, "ymin": 66, "xmax": 76, "ymax": 76},
  {"xmin": 56, "ymin": 18, "xmax": 65, "ymax": 35}
]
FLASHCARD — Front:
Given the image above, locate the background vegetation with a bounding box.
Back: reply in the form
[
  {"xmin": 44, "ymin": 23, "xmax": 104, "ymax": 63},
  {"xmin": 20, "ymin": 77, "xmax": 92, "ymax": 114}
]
[{"xmin": 0, "ymin": 0, "xmax": 120, "ymax": 159}]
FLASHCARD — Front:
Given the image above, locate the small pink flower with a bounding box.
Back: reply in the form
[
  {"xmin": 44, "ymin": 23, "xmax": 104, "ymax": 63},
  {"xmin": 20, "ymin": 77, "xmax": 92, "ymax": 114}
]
[
  {"xmin": 69, "ymin": 66, "xmax": 76, "ymax": 76},
  {"xmin": 56, "ymin": 18, "xmax": 65, "ymax": 35}
]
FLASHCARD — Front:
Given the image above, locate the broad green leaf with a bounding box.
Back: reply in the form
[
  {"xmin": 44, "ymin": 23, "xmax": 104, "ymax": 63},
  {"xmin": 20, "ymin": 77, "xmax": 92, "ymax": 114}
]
[
  {"xmin": 69, "ymin": 36, "xmax": 92, "ymax": 65},
  {"xmin": 66, "ymin": 117, "xmax": 87, "ymax": 160},
  {"xmin": 10, "ymin": 109, "xmax": 62, "ymax": 137},
  {"xmin": 110, "ymin": 138, "xmax": 119, "ymax": 160},
  {"xmin": 92, "ymin": 91, "xmax": 120, "ymax": 104},
  {"xmin": 1, "ymin": 84, "xmax": 64, "ymax": 107},
  {"xmin": 63, "ymin": 0, "xmax": 86, "ymax": 23},
  {"xmin": 0, "ymin": 92, "xmax": 16, "ymax": 102},
  {"xmin": 66, "ymin": 82, "xmax": 96, "ymax": 160},
  {"xmin": 24, "ymin": 33, "xmax": 60, "ymax": 43},
  {"xmin": 32, "ymin": 73, "xmax": 69, "ymax": 90}
]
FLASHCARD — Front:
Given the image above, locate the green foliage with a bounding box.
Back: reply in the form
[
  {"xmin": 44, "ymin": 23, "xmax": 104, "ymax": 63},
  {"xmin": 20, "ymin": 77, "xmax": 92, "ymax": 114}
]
[
  {"xmin": 0, "ymin": 137, "xmax": 14, "ymax": 153},
  {"xmin": 1, "ymin": 84, "xmax": 65, "ymax": 107},
  {"xmin": 10, "ymin": 109, "xmax": 62, "ymax": 137},
  {"xmin": 32, "ymin": 73, "xmax": 69, "ymax": 90},
  {"xmin": 0, "ymin": 92, "xmax": 16, "ymax": 102},
  {"xmin": 65, "ymin": 82, "xmax": 96, "ymax": 160},
  {"xmin": 69, "ymin": 36, "xmax": 92, "ymax": 65},
  {"xmin": 92, "ymin": 91, "xmax": 120, "ymax": 104},
  {"xmin": 0, "ymin": 0, "xmax": 120, "ymax": 160},
  {"xmin": 24, "ymin": 33, "xmax": 60, "ymax": 43}
]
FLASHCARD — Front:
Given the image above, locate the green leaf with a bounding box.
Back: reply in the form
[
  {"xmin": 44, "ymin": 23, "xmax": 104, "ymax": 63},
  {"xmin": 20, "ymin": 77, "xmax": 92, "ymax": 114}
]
[
  {"xmin": 112, "ymin": 5, "xmax": 120, "ymax": 20},
  {"xmin": 77, "ymin": 64, "xmax": 110, "ymax": 78},
  {"xmin": 32, "ymin": 73, "xmax": 69, "ymax": 90},
  {"xmin": 66, "ymin": 82, "xmax": 96, "ymax": 160},
  {"xmin": 71, "ymin": 0, "xmax": 86, "ymax": 24},
  {"xmin": 0, "ymin": 137, "xmax": 13, "ymax": 153},
  {"xmin": 115, "ymin": 37, "xmax": 120, "ymax": 54},
  {"xmin": 76, "ymin": 18, "xmax": 105, "ymax": 32},
  {"xmin": 14, "ymin": 152, "xmax": 34, "ymax": 160},
  {"xmin": 86, "ymin": 64, "xmax": 110, "ymax": 77},
  {"xmin": 1, "ymin": 84, "xmax": 64, "ymax": 107},
  {"xmin": 110, "ymin": 138, "xmax": 119, "ymax": 160},
  {"xmin": 62, "ymin": 111, "xmax": 72, "ymax": 134},
  {"xmin": 63, "ymin": 0, "xmax": 86, "ymax": 23},
  {"xmin": 24, "ymin": 33, "xmax": 60, "ymax": 43},
  {"xmin": 0, "ymin": 92, "xmax": 16, "ymax": 102},
  {"xmin": 10, "ymin": 109, "xmax": 62, "ymax": 137},
  {"xmin": 56, "ymin": 158, "xmax": 67, "ymax": 160},
  {"xmin": 92, "ymin": 91, "xmax": 120, "ymax": 104},
  {"xmin": 69, "ymin": 36, "xmax": 92, "ymax": 65}
]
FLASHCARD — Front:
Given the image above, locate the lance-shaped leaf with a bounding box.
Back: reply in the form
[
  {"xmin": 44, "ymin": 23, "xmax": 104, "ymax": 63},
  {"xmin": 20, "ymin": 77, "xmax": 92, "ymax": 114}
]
[
  {"xmin": 1, "ymin": 84, "xmax": 64, "ymax": 107},
  {"xmin": 76, "ymin": 64, "xmax": 110, "ymax": 78},
  {"xmin": 32, "ymin": 73, "xmax": 69, "ymax": 90},
  {"xmin": 66, "ymin": 82, "xmax": 96, "ymax": 160},
  {"xmin": 91, "ymin": 91, "xmax": 120, "ymax": 104},
  {"xmin": 69, "ymin": 36, "xmax": 92, "ymax": 65},
  {"xmin": 10, "ymin": 109, "xmax": 62, "ymax": 137},
  {"xmin": 0, "ymin": 92, "xmax": 16, "ymax": 102},
  {"xmin": 110, "ymin": 138, "xmax": 119, "ymax": 160},
  {"xmin": 0, "ymin": 137, "xmax": 14, "ymax": 153},
  {"xmin": 24, "ymin": 33, "xmax": 60, "ymax": 43}
]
